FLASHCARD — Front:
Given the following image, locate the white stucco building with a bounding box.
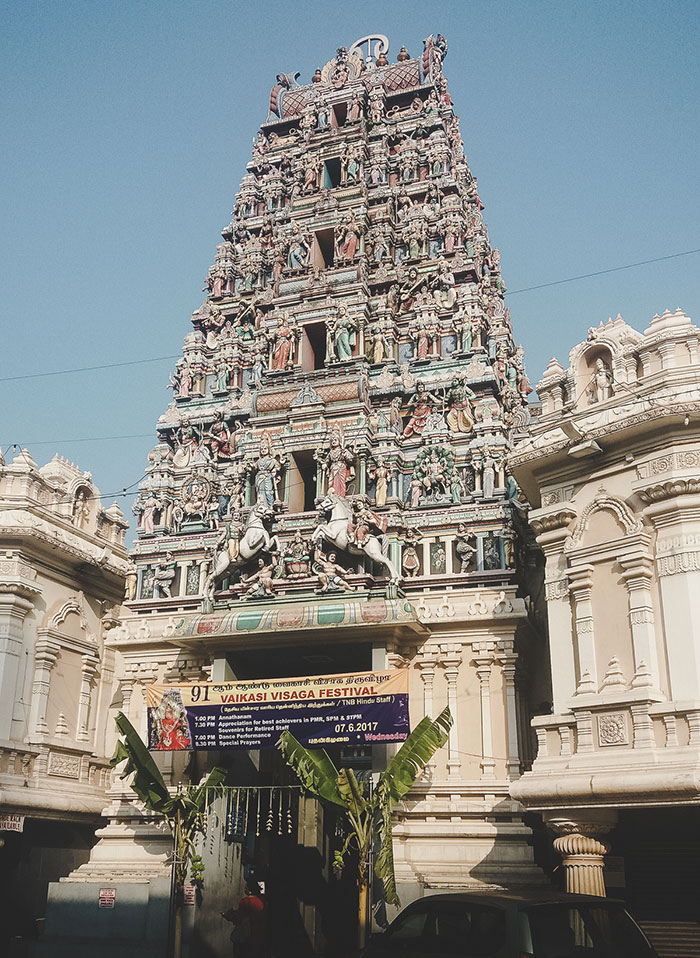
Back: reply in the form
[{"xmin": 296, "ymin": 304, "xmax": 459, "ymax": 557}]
[
  {"xmin": 0, "ymin": 448, "xmax": 129, "ymax": 949},
  {"xmin": 510, "ymin": 309, "xmax": 700, "ymax": 958}
]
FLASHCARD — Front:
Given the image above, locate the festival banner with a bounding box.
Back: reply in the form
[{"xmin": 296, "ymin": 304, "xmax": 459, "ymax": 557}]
[{"xmin": 146, "ymin": 670, "xmax": 409, "ymax": 751}]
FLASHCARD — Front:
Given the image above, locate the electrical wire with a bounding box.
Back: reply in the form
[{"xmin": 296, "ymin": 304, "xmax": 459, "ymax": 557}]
[
  {"xmin": 2, "ymin": 247, "xmax": 698, "ymax": 384},
  {"xmin": 504, "ymin": 247, "xmax": 700, "ymax": 296},
  {"xmin": 0, "ymin": 355, "xmax": 180, "ymax": 384}
]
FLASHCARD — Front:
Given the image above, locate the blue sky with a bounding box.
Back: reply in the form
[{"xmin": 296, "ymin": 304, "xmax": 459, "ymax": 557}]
[{"xmin": 2, "ymin": 0, "xmax": 699, "ymax": 526}]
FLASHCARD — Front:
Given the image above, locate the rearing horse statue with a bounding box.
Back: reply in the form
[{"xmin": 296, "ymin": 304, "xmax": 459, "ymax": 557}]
[
  {"xmin": 311, "ymin": 493, "xmax": 400, "ymax": 584},
  {"xmin": 203, "ymin": 504, "xmax": 281, "ymax": 603}
]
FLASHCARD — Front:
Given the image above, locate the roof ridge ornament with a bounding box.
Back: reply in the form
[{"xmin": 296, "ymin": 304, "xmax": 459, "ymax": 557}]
[{"xmin": 348, "ymin": 34, "xmax": 390, "ymax": 66}]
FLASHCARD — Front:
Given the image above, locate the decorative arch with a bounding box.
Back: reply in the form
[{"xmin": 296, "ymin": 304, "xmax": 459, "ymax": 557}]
[
  {"xmin": 45, "ymin": 592, "xmax": 89, "ymax": 633},
  {"xmin": 566, "ymin": 489, "xmax": 643, "ymax": 548}
]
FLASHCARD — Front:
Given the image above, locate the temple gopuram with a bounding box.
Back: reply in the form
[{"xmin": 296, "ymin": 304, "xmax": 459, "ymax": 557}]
[{"xmin": 46, "ymin": 34, "xmax": 549, "ymax": 958}]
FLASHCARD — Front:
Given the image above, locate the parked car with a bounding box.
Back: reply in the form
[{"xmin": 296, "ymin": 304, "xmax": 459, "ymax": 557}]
[{"xmin": 360, "ymin": 890, "xmax": 658, "ymax": 957}]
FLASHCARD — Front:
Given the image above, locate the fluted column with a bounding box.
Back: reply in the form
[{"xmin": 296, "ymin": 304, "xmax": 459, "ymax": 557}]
[
  {"xmin": 473, "ymin": 643, "xmax": 495, "ymax": 778},
  {"xmin": 498, "ymin": 642, "xmax": 520, "ymax": 779},
  {"xmin": 619, "ymin": 554, "xmax": 660, "ymax": 689},
  {"xmin": 28, "ymin": 638, "xmax": 60, "ymax": 738},
  {"xmin": 568, "ymin": 565, "xmax": 598, "ymax": 688},
  {"xmin": 440, "ymin": 644, "xmax": 462, "ymax": 778},
  {"xmin": 549, "ymin": 820, "xmax": 614, "ymax": 897},
  {"xmin": 76, "ymin": 653, "xmax": 99, "ymax": 742},
  {"xmin": 530, "ymin": 513, "xmax": 577, "ymax": 710}
]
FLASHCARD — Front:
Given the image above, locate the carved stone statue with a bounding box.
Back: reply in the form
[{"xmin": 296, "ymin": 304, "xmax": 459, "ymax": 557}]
[
  {"xmin": 154, "ymin": 554, "xmax": 177, "ymax": 599},
  {"xmin": 589, "ymin": 357, "xmax": 614, "ymax": 403},
  {"xmin": 270, "ymin": 313, "xmax": 297, "ymax": 370},
  {"xmin": 481, "ymin": 447, "xmax": 496, "ymax": 499},
  {"xmin": 316, "ymin": 426, "xmax": 355, "ymax": 497},
  {"xmin": 124, "ymin": 561, "xmax": 138, "ymax": 601},
  {"xmin": 72, "ymin": 490, "xmax": 90, "ymax": 528},
  {"xmin": 368, "ymin": 456, "xmax": 393, "ymax": 508},
  {"xmin": 446, "ymin": 378, "xmax": 476, "ymax": 434},
  {"xmin": 282, "ymin": 530, "xmax": 312, "ymax": 579},
  {"xmin": 242, "ymin": 557, "xmax": 278, "ymax": 599},
  {"xmin": 326, "ymin": 307, "xmax": 357, "ymax": 361},
  {"xmin": 455, "ymin": 523, "xmax": 476, "ymax": 573},
  {"xmin": 402, "ymin": 382, "xmax": 441, "ymax": 438},
  {"xmin": 248, "ymin": 431, "xmax": 285, "ymax": 508},
  {"xmin": 313, "ymin": 549, "xmax": 355, "ymax": 593},
  {"xmin": 401, "ymin": 529, "xmax": 421, "ymax": 577}
]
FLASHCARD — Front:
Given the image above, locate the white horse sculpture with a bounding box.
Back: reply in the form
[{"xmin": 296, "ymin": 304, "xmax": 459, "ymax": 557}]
[
  {"xmin": 311, "ymin": 493, "xmax": 400, "ymax": 584},
  {"xmin": 204, "ymin": 504, "xmax": 281, "ymax": 603}
]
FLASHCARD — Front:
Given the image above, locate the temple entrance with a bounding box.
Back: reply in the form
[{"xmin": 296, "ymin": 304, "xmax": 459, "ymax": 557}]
[{"xmin": 187, "ymin": 643, "xmax": 374, "ymax": 956}]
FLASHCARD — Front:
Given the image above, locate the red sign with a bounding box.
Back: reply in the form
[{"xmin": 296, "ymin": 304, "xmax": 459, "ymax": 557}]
[{"xmin": 99, "ymin": 888, "xmax": 116, "ymax": 909}]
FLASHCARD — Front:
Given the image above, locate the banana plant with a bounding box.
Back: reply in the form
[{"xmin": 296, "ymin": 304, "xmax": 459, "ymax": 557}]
[
  {"xmin": 277, "ymin": 706, "xmax": 452, "ymax": 948},
  {"xmin": 110, "ymin": 711, "xmax": 226, "ymax": 958}
]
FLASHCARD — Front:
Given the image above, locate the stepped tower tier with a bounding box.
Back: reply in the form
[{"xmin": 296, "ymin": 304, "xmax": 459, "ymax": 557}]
[
  {"xmin": 132, "ymin": 34, "xmax": 532, "ymax": 607},
  {"xmin": 62, "ymin": 36, "xmax": 547, "ymax": 958}
]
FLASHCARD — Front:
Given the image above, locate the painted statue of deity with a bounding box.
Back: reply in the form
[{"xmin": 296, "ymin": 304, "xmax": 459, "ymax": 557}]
[
  {"xmin": 316, "ymin": 426, "xmax": 355, "ymax": 497},
  {"xmin": 446, "ymin": 378, "xmax": 476, "ymax": 434},
  {"xmin": 326, "ymin": 306, "xmax": 357, "ymax": 362},
  {"xmin": 402, "ymin": 382, "xmax": 441, "ymax": 439},
  {"xmin": 368, "ymin": 456, "xmax": 393, "ymax": 508},
  {"xmin": 270, "ymin": 312, "xmax": 297, "ymax": 370},
  {"xmin": 249, "ymin": 431, "xmax": 285, "ymax": 509}
]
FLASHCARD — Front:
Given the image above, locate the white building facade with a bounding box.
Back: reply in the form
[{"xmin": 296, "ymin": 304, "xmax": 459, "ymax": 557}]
[
  {"xmin": 0, "ymin": 448, "xmax": 129, "ymax": 951},
  {"xmin": 510, "ymin": 310, "xmax": 700, "ymax": 957}
]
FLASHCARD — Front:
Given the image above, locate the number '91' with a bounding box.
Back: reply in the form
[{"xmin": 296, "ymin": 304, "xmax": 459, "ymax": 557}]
[{"xmin": 190, "ymin": 686, "xmax": 210, "ymax": 702}]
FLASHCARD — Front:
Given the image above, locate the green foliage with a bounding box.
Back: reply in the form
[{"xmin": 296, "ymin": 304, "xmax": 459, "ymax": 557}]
[
  {"xmin": 111, "ymin": 712, "xmax": 172, "ymax": 812},
  {"xmin": 277, "ymin": 729, "xmax": 344, "ymax": 806},
  {"xmin": 380, "ymin": 706, "xmax": 452, "ymax": 804},
  {"xmin": 111, "ymin": 712, "xmax": 226, "ymax": 891},
  {"xmin": 277, "ymin": 706, "xmax": 452, "ymax": 908}
]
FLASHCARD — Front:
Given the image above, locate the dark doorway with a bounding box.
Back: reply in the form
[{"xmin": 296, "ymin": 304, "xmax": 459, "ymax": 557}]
[{"xmin": 304, "ymin": 322, "xmax": 327, "ymax": 370}]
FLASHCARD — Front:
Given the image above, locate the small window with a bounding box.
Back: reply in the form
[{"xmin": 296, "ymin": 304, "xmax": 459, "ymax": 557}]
[
  {"xmin": 333, "ymin": 103, "xmax": 347, "ymax": 127},
  {"xmin": 287, "ymin": 450, "xmax": 317, "ymax": 513},
  {"xmin": 313, "ymin": 228, "xmax": 335, "ymax": 269},
  {"xmin": 323, "ymin": 158, "xmax": 342, "ymax": 188},
  {"xmin": 303, "ymin": 322, "xmax": 327, "ymax": 370}
]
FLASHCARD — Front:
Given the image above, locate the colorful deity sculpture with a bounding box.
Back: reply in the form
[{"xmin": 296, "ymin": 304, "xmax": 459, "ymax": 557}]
[
  {"xmin": 248, "ymin": 431, "xmax": 285, "ymax": 509},
  {"xmin": 316, "ymin": 425, "xmax": 355, "ymax": 497}
]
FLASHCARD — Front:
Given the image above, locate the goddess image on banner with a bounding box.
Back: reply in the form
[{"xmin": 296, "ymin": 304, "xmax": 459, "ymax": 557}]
[
  {"xmin": 148, "ymin": 688, "xmax": 193, "ymax": 751},
  {"xmin": 146, "ymin": 669, "xmax": 410, "ymax": 751}
]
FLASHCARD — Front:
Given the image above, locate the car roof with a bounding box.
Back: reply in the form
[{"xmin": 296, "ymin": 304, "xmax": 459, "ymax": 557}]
[{"xmin": 406, "ymin": 890, "xmax": 627, "ymax": 908}]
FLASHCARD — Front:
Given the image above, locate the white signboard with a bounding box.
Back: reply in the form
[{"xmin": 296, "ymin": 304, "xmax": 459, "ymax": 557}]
[
  {"xmin": 184, "ymin": 885, "xmax": 196, "ymax": 906},
  {"xmin": 99, "ymin": 888, "xmax": 116, "ymax": 909},
  {"xmin": 0, "ymin": 814, "xmax": 24, "ymax": 832}
]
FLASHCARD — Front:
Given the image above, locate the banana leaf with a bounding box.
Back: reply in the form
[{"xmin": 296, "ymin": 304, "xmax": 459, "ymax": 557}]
[
  {"xmin": 379, "ymin": 706, "xmax": 453, "ymax": 804},
  {"xmin": 277, "ymin": 730, "xmax": 344, "ymax": 807},
  {"xmin": 375, "ymin": 794, "xmax": 399, "ymax": 906},
  {"xmin": 110, "ymin": 711, "xmax": 172, "ymax": 812},
  {"xmin": 338, "ymin": 767, "xmax": 368, "ymax": 818}
]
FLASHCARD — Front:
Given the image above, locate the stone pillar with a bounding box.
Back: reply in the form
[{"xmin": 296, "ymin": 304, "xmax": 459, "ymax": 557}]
[
  {"xmin": 0, "ymin": 577, "xmax": 41, "ymax": 739},
  {"xmin": 358, "ymin": 450, "xmax": 367, "ymax": 495},
  {"xmin": 568, "ymin": 564, "xmax": 598, "ymax": 688},
  {"xmin": 531, "ymin": 513, "xmax": 577, "ymax": 711},
  {"xmin": 619, "ymin": 554, "xmax": 661, "ymax": 688},
  {"xmin": 28, "ymin": 638, "xmax": 61, "ymax": 738},
  {"xmin": 441, "ymin": 645, "xmax": 462, "ymax": 778},
  {"xmin": 416, "ymin": 650, "xmax": 438, "ymax": 773},
  {"xmin": 76, "ymin": 653, "xmax": 99, "ymax": 742},
  {"xmin": 473, "ymin": 643, "xmax": 495, "ymax": 778},
  {"xmin": 641, "ymin": 491, "xmax": 700, "ymax": 700},
  {"xmin": 549, "ymin": 818, "xmax": 615, "ymax": 897},
  {"xmin": 498, "ymin": 642, "xmax": 520, "ymax": 779},
  {"xmin": 120, "ymin": 679, "xmax": 135, "ymax": 720}
]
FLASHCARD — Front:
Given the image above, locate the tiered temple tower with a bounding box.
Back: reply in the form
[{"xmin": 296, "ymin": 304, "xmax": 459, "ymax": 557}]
[{"xmin": 62, "ymin": 33, "xmax": 546, "ymax": 956}]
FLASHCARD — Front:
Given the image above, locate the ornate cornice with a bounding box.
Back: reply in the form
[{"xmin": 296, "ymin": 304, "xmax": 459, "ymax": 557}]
[{"xmin": 637, "ymin": 477, "xmax": 700, "ymax": 503}]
